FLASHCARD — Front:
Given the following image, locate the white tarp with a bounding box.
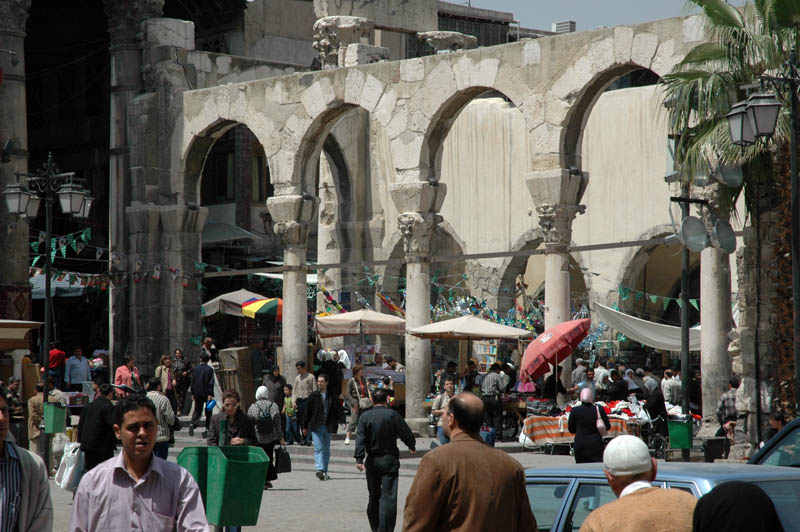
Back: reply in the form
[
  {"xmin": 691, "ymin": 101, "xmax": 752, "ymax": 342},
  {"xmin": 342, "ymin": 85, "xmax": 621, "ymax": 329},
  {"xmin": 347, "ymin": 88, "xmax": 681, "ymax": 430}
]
[{"xmin": 592, "ymin": 303, "xmax": 701, "ymax": 351}]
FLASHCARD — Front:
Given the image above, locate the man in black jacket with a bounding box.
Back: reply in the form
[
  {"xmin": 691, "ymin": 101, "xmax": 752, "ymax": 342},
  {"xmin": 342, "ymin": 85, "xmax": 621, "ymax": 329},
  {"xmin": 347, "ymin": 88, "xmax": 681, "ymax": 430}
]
[
  {"xmin": 302, "ymin": 373, "xmax": 339, "ymax": 480},
  {"xmin": 189, "ymin": 353, "xmax": 215, "ymax": 438},
  {"xmin": 355, "ymin": 388, "xmax": 415, "ymax": 532},
  {"xmin": 77, "ymin": 383, "xmax": 116, "ymax": 470}
]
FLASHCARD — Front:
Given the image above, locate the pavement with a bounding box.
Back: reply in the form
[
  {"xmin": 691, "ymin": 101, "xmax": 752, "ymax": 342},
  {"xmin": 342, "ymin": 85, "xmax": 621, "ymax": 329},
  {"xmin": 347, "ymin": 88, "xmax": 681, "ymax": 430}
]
[{"xmin": 49, "ymin": 420, "xmax": 576, "ymax": 531}]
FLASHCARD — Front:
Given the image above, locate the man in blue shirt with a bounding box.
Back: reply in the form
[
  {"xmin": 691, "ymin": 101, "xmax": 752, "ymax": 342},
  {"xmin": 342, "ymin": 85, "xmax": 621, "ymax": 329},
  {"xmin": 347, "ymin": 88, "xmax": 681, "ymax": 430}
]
[{"xmin": 65, "ymin": 346, "xmax": 91, "ymax": 392}]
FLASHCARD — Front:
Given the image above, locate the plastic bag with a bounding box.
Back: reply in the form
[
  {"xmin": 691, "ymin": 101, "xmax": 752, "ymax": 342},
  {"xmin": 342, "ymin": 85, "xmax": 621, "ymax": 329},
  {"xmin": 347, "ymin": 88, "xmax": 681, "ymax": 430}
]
[{"xmin": 55, "ymin": 442, "xmax": 85, "ymax": 492}]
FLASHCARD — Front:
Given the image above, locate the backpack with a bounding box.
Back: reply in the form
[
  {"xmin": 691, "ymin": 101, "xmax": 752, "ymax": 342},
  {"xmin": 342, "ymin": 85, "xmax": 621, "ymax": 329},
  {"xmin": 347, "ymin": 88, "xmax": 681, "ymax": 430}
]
[{"xmin": 255, "ymin": 402, "xmax": 275, "ymax": 436}]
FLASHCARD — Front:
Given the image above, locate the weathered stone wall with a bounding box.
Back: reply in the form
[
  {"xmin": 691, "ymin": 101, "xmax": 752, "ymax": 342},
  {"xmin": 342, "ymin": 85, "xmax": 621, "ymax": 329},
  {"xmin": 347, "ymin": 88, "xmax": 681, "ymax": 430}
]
[{"xmin": 313, "ymin": 0, "xmax": 438, "ymax": 33}]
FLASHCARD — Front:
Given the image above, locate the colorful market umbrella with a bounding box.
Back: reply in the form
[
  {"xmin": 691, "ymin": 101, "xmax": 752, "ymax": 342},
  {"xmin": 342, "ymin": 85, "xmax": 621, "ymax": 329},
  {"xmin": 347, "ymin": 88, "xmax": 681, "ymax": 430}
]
[
  {"xmin": 519, "ymin": 318, "xmax": 591, "ymax": 384},
  {"xmin": 242, "ymin": 298, "xmax": 283, "ymax": 321}
]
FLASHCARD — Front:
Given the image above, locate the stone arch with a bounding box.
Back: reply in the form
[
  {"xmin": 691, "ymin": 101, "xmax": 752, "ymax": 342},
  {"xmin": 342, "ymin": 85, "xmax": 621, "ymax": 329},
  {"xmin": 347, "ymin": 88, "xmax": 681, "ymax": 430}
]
[
  {"xmin": 492, "ymin": 228, "xmax": 546, "ymax": 312},
  {"xmin": 536, "ymin": 28, "xmax": 682, "ymax": 171},
  {"xmin": 421, "ymin": 85, "xmax": 526, "ymax": 179},
  {"xmin": 614, "ymin": 225, "xmax": 700, "ymax": 322},
  {"xmin": 182, "ymin": 117, "xmax": 275, "ymax": 205}
]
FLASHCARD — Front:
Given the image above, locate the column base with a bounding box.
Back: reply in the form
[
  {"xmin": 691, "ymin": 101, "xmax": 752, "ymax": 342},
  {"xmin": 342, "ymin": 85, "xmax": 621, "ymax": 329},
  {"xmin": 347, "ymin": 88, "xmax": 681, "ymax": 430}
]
[{"xmin": 404, "ymin": 417, "xmax": 431, "ymax": 434}]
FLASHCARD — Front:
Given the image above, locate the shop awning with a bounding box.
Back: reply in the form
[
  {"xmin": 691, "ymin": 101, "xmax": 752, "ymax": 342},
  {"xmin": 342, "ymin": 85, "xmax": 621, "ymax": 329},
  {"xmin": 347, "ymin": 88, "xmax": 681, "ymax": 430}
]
[
  {"xmin": 202, "ymin": 223, "xmax": 259, "ymax": 245},
  {"xmin": 202, "ymin": 288, "xmax": 267, "ymax": 318},
  {"xmin": 30, "ymin": 274, "xmax": 85, "ymax": 300},
  {"xmin": 0, "ymin": 320, "xmax": 42, "ymax": 350},
  {"xmin": 408, "ymin": 315, "xmax": 533, "ymax": 340},
  {"xmin": 315, "ymin": 309, "xmax": 406, "ymax": 338},
  {"xmin": 592, "ymin": 303, "xmax": 701, "ymax": 351}
]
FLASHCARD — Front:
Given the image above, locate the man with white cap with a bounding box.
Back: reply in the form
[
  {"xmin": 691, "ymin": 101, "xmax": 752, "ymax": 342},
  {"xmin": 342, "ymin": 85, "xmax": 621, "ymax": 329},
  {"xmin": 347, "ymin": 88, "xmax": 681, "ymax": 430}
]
[
  {"xmin": 579, "ymin": 435, "xmax": 696, "ymax": 532},
  {"xmin": 571, "ymin": 358, "xmax": 586, "ymax": 385}
]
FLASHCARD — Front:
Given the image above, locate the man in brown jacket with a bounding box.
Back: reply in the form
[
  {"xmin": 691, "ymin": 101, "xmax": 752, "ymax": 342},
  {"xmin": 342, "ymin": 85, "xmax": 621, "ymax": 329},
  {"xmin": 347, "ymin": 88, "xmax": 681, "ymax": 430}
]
[
  {"xmin": 580, "ymin": 435, "xmax": 696, "ymax": 532},
  {"xmin": 403, "ymin": 392, "xmax": 536, "ymax": 532}
]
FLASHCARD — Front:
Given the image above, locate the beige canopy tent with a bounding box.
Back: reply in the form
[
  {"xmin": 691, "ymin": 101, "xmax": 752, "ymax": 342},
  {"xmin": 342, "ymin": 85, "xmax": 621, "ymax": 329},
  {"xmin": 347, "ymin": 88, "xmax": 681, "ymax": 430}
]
[
  {"xmin": 407, "ymin": 315, "xmax": 533, "ymax": 340},
  {"xmin": 202, "ymin": 288, "xmax": 267, "ymax": 318},
  {"xmin": 0, "ymin": 320, "xmax": 43, "ymax": 350},
  {"xmin": 315, "ymin": 309, "xmax": 406, "ymax": 338}
]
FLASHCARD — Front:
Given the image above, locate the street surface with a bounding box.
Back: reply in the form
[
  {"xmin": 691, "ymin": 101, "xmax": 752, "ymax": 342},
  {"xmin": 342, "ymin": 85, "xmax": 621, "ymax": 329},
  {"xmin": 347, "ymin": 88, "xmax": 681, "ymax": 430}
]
[{"xmin": 50, "ymin": 426, "xmax": 575, "ymax": 531}]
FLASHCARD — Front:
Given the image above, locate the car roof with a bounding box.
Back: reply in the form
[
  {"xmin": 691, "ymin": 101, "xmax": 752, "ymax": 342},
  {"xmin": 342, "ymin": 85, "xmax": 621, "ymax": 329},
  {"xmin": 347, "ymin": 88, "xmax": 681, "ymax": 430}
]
[{"xmin": 525, "ymin": 462, "xmax": 800, "ymax": 483}]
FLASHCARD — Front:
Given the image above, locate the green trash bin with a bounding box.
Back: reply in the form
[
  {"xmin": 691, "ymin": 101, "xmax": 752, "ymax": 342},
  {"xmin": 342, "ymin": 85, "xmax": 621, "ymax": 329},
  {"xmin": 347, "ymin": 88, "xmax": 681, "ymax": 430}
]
[
  {"xmin": 178, "ymin": 446, "xmax": 269, "ymax": 527},
  {"xmin": 668, "ymin": 418, "xmax": 693, "ymax": 449},
  {"xmin": 43, "ymin": 403, "xmax": 66, "ymax": 434}
]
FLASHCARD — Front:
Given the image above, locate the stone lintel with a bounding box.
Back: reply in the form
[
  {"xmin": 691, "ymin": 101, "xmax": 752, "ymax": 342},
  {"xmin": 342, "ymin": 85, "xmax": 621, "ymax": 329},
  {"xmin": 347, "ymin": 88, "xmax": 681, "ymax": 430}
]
[
  {"xmin": 416, "ymin": 31, "xmax": 477, "ymax": 56},
  {"xmin": 267, "ymin": 195, "xmax": 319, "ymax": 248},
  {"xmin": 343, "ymin": 43, "xmax": 389, "ymax": 67},
  {"xmin": 389, "ymin": 181, "xmax": 447, "ymax": 215},
  {"xmin": 143, "ymin": 17, "xmax": 195, "ymax": 50}
]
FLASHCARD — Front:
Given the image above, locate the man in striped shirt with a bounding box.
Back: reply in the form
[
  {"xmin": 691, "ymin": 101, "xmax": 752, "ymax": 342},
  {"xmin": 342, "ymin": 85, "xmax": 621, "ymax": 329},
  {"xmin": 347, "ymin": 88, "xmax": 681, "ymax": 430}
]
[{"xmin": 0, "ymin": 394, "xmax": 52, "ymax": 531}]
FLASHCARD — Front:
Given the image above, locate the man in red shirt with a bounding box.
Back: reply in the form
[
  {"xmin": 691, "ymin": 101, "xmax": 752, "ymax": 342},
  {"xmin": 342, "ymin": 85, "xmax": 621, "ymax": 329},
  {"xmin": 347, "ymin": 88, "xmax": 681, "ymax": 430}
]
[{"xmin": 48, "ymin": 342, "xmax": 66, "ymax": 391}]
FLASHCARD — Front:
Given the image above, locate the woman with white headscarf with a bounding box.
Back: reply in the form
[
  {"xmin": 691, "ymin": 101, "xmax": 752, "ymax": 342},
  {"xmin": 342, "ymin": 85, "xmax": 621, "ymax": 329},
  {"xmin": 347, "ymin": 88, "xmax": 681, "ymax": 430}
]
[
  {"xmin": 337, "ymin": 349, "xmax": 351, "ymax": 369},
  {"xmin": 567, "ymin": 387, "xmax": 611, "ymax": 463},
  {"xmin": 247, "ymin": 385, "xmax": 285, "ymax": 488}
]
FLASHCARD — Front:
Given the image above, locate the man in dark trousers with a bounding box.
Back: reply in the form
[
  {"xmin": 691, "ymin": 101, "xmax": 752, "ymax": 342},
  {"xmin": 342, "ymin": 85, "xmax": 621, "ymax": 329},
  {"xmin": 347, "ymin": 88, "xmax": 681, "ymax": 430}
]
[
  {"xmin": 77, "ymin": 383, "xmax": 116, "ymax": 470},
  {"xmin": 189, "ymin": 352, "xmax": 215, "ymax": 438},
  {"xmin": 354, "ymin": 388, "xmax": 416, "ymax": 532}
]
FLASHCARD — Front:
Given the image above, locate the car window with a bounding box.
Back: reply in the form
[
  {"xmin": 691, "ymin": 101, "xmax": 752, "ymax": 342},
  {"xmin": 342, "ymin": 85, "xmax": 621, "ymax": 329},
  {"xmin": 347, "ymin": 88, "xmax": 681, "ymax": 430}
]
[
  {"xmin": 753, "ymin": 480, "xmax": 800, "ymax": 532},
  {"xmin": 526, "ymin": 482, "xmax": 571, "ymax": 532},
  {"xmin": 666, "ymin": 482, "xmax": 697, "ymax": 496},
  {"xmin": 759, "ymin": 426, "xmax": 800, "ymax": 467},
  {"xmin": 564, "ymin": 482, "xmax": 616, "ymax": 532}
]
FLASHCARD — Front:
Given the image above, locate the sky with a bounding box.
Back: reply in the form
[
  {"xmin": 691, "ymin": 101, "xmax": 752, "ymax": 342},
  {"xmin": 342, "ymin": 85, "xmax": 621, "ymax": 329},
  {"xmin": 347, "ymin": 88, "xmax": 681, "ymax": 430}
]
[{"xmin": 465, "ymin": 1, "xmax": 745, "ymax": 32}]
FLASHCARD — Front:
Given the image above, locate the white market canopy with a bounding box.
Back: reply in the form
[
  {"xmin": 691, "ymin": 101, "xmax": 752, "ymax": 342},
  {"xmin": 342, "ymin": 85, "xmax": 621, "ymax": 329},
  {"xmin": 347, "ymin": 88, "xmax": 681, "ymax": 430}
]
[
  {"xmin": 592, "ymin": 303, "xmax": 701, "ymax": 351},
  {"xmin": 315, "ymin": 309, "xmax": 406, "ymax": 338},
  {"xmin": 408, "ymin": 315, "xmax": 533, "ymax": 340},
  {"xmin": 202, "ymin": 288, "xmax": 267, "ymax": 318},
  {"xmin": 0, "ymin": 320, "xmax": 42, "ymax": 350}
]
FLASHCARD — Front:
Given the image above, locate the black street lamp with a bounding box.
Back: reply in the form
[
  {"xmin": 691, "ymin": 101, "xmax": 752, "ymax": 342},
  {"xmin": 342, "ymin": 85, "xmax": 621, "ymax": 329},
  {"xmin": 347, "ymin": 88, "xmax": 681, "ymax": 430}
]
[
  {"xmin": 3, "ymin": 152, "xmax": 91, "ymax": 467},
  {"xmin": 725, "ymin": 50, "xmax": 800, "ymax": 421}
]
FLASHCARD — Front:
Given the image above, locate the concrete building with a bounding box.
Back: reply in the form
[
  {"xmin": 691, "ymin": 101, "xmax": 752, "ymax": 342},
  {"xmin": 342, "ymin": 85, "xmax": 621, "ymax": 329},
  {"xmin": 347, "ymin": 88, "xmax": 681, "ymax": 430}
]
[{"xmin": 0, "ymin": 0, "xmax": 774, "ymax": 447}]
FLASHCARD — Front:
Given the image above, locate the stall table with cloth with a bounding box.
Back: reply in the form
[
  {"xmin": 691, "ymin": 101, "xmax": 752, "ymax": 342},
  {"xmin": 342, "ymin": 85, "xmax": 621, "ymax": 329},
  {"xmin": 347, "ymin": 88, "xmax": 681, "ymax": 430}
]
[{"xmin": 523, "ymin": 414, "xmax": 630, "ymax": 445}]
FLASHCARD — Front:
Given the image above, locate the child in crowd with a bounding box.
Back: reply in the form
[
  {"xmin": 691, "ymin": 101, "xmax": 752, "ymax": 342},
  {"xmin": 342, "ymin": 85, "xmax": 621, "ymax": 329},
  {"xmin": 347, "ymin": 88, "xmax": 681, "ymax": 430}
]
[{"xmin": 282, "ymin": 384, "xmax": 300, "ymax": 445}]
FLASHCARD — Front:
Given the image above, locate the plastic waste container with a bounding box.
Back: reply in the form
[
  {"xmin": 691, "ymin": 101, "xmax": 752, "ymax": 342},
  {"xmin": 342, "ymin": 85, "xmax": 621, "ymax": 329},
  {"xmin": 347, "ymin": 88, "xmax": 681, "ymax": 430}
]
[
  {"xmin": 667, "ymin": 417, "xmax": 693, "ymax": 449},
  {"xmin": 178, "ymin": 446, "xmax": 269, "ymax": 526},
  {"xmin": 44, "ymin": 403, "xmax": 66, "ymax": 434}
]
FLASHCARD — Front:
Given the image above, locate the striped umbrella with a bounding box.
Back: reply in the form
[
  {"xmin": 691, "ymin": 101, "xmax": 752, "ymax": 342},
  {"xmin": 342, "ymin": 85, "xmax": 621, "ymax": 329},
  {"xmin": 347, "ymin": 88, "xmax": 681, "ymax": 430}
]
[{"xmin": 242, "ymin": 298, "xmax": 283, "ymax": 321}]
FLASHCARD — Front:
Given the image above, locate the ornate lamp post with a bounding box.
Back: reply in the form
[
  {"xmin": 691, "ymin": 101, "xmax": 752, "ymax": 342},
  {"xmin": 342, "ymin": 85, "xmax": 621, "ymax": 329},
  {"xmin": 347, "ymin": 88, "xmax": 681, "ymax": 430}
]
[
  {"xmin": 3, "ymin": 152, "xmax": 91, "ymax": 467},
  {"xmin": 726, "ymin": 52, "xmax": 798, "ymax": 425}
]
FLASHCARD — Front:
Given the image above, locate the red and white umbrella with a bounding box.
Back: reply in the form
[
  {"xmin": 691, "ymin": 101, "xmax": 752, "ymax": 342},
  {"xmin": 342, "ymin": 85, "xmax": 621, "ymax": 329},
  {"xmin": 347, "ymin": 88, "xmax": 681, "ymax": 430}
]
[{"xmin": 520, "ymin": 318, "xmax": 591, "ymax": 383}]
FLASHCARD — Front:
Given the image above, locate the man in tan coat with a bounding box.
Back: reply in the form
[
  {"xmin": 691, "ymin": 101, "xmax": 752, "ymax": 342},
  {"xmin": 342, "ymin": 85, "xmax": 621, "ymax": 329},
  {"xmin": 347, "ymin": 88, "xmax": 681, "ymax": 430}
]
[
  {"xmin": 580, "ymin": 435, "xmax": 696, "ymax": 532},
  {"xmin": 403, "ymin": 392, "xmax": 536, "ymax": 532}
]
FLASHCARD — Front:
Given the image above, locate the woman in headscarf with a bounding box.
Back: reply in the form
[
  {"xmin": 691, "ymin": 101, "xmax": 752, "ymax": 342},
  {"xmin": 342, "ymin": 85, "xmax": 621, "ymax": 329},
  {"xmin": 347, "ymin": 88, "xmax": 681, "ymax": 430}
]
[
  {"xmin": 263, "ymin": 365, "xmax": 286, "ymax": 404},
  {"xmin": 693, "ymin": 481, "xmax": 784, "ymax": 532},
  {"xmin": 337, "ymin": 349, "xmax": 351, "ymax": 369},
  {"xmin": 567, "ymin": 387, "xmax": 610, "ymax": 463},
  {"xmin": 624, "ymin": 368, "xmax": 643, "ymax": 399},
  {"xmin": 247, "ymin": 386, "xmax": 286, "ymax": 489},
  {"xmin": 319, "ymin": 350, "xmax": 341, "ymax": 399}
]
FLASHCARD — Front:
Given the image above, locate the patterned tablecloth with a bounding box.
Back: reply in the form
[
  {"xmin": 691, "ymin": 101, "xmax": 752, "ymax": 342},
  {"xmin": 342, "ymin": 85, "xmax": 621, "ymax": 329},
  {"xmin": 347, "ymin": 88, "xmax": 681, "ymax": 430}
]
[{"xmin": 523, "ymin": 414, "xmax": 629, "ymax": 445}]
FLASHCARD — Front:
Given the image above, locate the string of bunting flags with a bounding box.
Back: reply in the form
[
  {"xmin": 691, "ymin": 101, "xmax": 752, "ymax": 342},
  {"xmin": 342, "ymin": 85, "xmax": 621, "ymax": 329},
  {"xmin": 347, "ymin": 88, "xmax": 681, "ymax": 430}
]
[{"xmin": 618, "ymin": 284, "xmax": 700, "ymax": 311}]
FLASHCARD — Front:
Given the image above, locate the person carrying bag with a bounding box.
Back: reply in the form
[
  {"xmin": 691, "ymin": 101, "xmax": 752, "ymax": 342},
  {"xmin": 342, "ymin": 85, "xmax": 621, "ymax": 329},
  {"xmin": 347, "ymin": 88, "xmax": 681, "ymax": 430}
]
[{"xmin": 567, "ymin": 387, "xmax": 611, "ymax": 463}]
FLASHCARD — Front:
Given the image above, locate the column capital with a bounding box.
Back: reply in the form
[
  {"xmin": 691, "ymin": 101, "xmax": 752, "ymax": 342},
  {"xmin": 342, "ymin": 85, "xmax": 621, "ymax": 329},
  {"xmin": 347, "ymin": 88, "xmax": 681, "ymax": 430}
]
[
  {"xmin": 103, "ymin": 0, "xmax": 164, "ymax": 47},
  {"xmin": 267, "ymin": 194, "xmax": 319, "ymax": 249},
  {"xmin": 526, "ymin": 168, "xmax": 589, "ymax": 207},
  {"xmin": 0, "ymin": 0, "xmax": 31, "ymax": 34},
  {"xmin": 416, "ymin": 31, "xmax": 477, "ymax": 56},
  {"xmin": 398, "ymin": 212, "xmax": 440, "ymax": 261},
  {"xmin": 312, "ymin": 15, "xmax": 374, "ymax": 69},
  {"xmin": 535, "ymin": 203, "xmax": 584, "ymax": 245}
]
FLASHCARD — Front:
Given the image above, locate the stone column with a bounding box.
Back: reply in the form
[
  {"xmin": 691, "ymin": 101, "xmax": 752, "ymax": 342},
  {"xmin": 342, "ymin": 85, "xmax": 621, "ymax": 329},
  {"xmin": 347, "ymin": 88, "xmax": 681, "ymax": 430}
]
[
  {"xmin": 390, "ymin": 180, "xmax": 447, "ymax": 430},
  {"xmin": 697, "ymin": 187, "xmax": 733, "ymax": 438},
  {"xmin": 698, "ymin": 245, "xmax": 733, "ymax": 437},
  {"xmin": 527, "ymin": 169, "xmax": 588, "ymax": 393},
  {"xmin": 312, "ymin": 16, "xmax": 374, "ymax": 68},
  {"xmin": 268, "ymin": 195, "xmax": 318, "ymax": 384},
  {"xmin": 0, "ymin": 0, "xmax": 32, "ymax": 322},
  {"xmin": 102, "ymin": 0, "xmax": 164, "ymax": 366},
  {"xmin": 9, "ymin": 349, "xmax": 28, "ymax": 383}
]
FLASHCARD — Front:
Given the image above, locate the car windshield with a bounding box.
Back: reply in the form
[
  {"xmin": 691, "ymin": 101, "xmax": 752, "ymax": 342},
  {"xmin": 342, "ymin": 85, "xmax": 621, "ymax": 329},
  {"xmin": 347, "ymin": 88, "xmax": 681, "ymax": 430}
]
[
  {"xmin": 752, "ymin": 480, "xmax": 800, "ymax": 532},
  {"xmin": 759, "ymin": 426, "xmax": 800, "ymax": 467}
]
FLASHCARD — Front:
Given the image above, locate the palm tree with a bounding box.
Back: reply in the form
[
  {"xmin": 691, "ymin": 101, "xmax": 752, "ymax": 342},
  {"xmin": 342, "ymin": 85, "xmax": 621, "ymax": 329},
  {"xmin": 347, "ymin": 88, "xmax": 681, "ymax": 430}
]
[{"xmin": 661, "ymin": 0, "xmax": 799, "ymax": 445}]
